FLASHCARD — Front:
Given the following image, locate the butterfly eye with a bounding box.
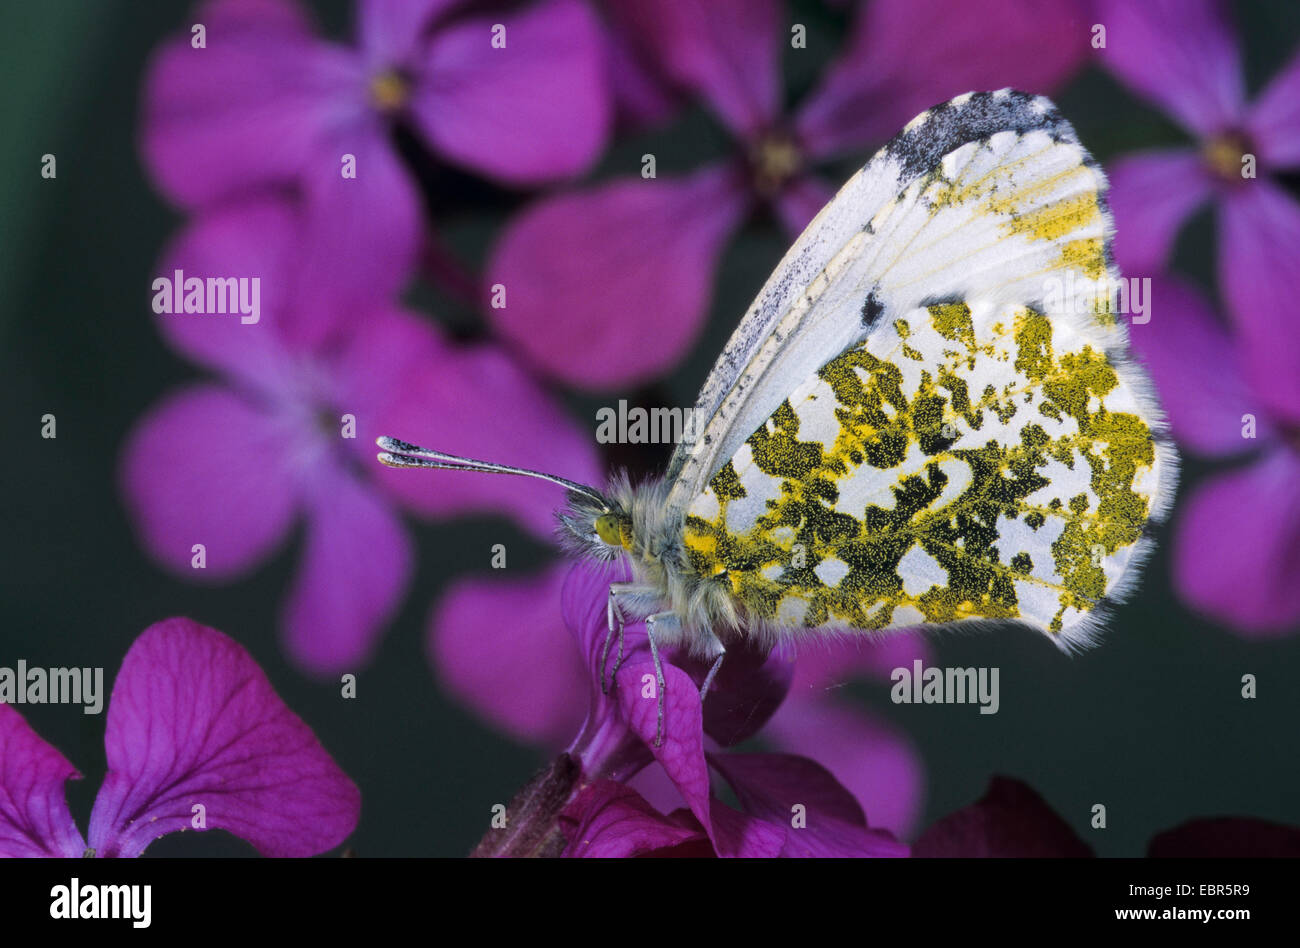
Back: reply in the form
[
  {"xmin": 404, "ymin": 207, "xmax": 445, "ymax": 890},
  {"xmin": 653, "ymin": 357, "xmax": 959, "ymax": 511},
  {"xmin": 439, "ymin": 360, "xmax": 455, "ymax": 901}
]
[{"xmin": 594, "ymin": 514, "xmax": 623, "ymax": 546}]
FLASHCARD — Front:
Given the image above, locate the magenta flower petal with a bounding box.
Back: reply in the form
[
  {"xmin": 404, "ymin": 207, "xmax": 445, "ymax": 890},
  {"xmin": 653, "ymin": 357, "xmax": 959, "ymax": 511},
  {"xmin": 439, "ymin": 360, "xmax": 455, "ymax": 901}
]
[
  {"xmin": 913, "ymin": 776, "xmax": 1092, "ymax": 857},
  {"xmin": 607, "ymin": 649, "xmax": 784, "ymax": 858},
  {"xmin": 606, "ymin": 0, "xmax": 781, "ymax": 140},
  {"xmin": 281, "ymin": 467, "xmax": 413, "ymax": 675},
  {"xmin": 1095, "ymin": 0, "xmax": 1245, "ymax": 137},
  {"xmin": 119, "ymin": 384, "xmax": 298, "ymax": 580},
  {"xmin": 409, "ymin": 0, "xmax": 610, "ymax": 185},
  {"xmin": 772, "ymin": 175, "xmax": 836, "ymax": 240},
  {"xmin": 1173, "ymin": 450, "xmax": 1300, "ymax": 636},
  {"xmin": 561, "ymin": 561, "xmax": 647, "ymax": 687},
  {"xmin": 602, "ymin": 21, "xmax": 683, "ymax": 133},
  {"xmin": 356, "ymin": 0, "xmax": 456, "ymax": 67},
  {"xmin": 693, "ymin": 643, "xmax": 794, "ymax": 748},
  {"xmin": 1107, "ymin": 149, "xmax": 1212, "ymax": 274},
  {"xmin": 487, "ymin": 164, "xmax": 750, "ymax": 389},
  {"xmin": 86, "ymin": 618, "xmax": 360, "ymax": 858},
  {"xmin": 0, "ymin": 707, "xmax": 86, "ymax": 858},
  {"xmin": 614, "ymin": 658, "xmax": 713, "ymax": 832},
  {"xmin": 152, "ymin": 197, "xmax": 301, "ymax": 389},
  {"xmin": 294, "ymin": 117, "xmax": 423, "ymax": 346},
  {"xmin": 1217, "ymin": 180, "xmax": 1300, "ymax": 426},
  {"xmin": 141, "ymin": 0, "xmax": 363, "ymax": 208},
  {"xmin": 765, "ymin": 695, "xmax": 925, "ymax": 838},
  {"xmin": 709, "ymin": 752, "xmax": 908, "ymax": 857},
  {"xmin": 1148, "ymin": 817, "xmax": 1300, "ymax": 857},
  {"xmin": 1126, "ymin": 276, "xmax": 1269, "ymax": 457},
  {"xmin": 1247, "ymin": 49, "xmax": 1300, "ymax": 169},
  {"xmin": 559, "ymin": 779, "xmax": 706, "ymax": 857},
  {"xmin": 705, "ymin": 798, "xmax": 786, "ymax": 858},
  {"xmin": 365, "ymin": 333, "xmax": 603, "ymax": 541},
  {"xmin": 796, "ymin": 0, "xmax": 1088, "ymax": 159},
  {"xmin": 428, "ymin": 564, "xmax": 587, "ymax": 746}
]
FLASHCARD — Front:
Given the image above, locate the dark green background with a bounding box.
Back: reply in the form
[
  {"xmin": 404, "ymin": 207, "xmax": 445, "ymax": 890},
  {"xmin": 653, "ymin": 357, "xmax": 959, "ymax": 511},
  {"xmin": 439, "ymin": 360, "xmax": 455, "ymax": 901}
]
[{"xmin": 2, "ymin": 1, "xmax": 1298, "ymax": 857}]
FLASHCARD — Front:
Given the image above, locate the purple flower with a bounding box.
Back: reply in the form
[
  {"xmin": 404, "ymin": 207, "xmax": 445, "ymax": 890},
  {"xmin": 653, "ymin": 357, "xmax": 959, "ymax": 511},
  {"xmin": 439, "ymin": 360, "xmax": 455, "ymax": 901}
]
[
  {"xmin": 0, "ymin": 618, "xmax": 359, "ymax": 858},
  {"xmin": 141, "ymin": 0, "xmax": 611, "ymax": 343},
  {"xmin": 432, "ymin": 560, "xmax": 929, "ymax": 835},
  {"xmin": 915, "ymin": 776, "xmax": 1300, "ymax": 857},
  {"xmin": 1127, "ymin": 277, "xmax": 1300, "ymax": 634},
  {"xmin": 121, "ymin": 197, "xmax": 601, "ymax": 674},
  {"xmin": 1098, "ymin": 0, "xmax": 1300, "ymax": 424},
  {"xmin": 487, "ymin": 0, "xmax": 1090, "ymax": 388},
  {"xmin": 473, "ymin": 561, "xmax": 910, "ymax": 857}
]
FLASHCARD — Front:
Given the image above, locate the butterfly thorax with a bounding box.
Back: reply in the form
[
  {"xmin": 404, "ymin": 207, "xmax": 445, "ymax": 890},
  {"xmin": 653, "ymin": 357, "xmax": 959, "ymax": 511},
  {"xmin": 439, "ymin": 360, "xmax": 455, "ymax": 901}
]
[{"xmin": 558, "ymin": 473, "xmax": 750, "ymax": 654}]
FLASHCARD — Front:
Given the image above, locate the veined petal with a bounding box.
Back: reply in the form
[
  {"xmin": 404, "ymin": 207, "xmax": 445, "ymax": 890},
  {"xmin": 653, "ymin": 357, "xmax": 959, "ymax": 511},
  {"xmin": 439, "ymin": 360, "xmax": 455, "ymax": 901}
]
[
  {"xmin": 708, "ymin": 751, "xmax": 909, "ymax": 857},
  {"xmin": 86, "ymin": 618, "xmax": 360, "ymax": 858},
  {"xmin": 0, "ymin": 706, "xmax": 86, "ymax": 858},
  {"xmin": 559, "ymin": 779, "xmax": 706, "ymax": 857}
]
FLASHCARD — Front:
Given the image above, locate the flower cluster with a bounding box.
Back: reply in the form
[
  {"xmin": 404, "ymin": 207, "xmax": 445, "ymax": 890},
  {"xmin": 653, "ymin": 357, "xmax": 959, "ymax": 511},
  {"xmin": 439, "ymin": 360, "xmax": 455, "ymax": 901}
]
[
  {"xmin": 1098, "ymin": 0, "xmax": 1300, "ymax": 635},
  {"xmin": 124, "ymin": 0, "xmax": 610, "ymax": 674}
]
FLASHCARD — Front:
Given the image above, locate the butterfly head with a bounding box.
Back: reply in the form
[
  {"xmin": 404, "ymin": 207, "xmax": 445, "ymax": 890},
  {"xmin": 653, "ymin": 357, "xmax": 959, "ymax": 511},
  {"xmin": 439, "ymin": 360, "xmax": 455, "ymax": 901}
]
[
  {"xmin": 594, "ymin": 512, "xmax": 633, "ymax": 549},
  {"xmin": 555, "ymin": 485, "xmax": 634, "ymax": 562}
]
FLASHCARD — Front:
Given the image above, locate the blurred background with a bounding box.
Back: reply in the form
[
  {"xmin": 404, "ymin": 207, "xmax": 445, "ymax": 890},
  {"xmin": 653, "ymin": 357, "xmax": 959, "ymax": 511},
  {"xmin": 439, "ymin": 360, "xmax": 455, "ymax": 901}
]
[{"xmin": 2, "ymin": 0, "xmax": 1299, "ymax": 857}]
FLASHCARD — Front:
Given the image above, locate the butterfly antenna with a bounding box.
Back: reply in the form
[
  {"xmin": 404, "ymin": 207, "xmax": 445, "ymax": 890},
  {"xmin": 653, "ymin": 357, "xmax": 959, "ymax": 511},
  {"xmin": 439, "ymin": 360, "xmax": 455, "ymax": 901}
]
[{"xmin": 376, "ymin": 436, "xmax": 607, "ymax": 505}]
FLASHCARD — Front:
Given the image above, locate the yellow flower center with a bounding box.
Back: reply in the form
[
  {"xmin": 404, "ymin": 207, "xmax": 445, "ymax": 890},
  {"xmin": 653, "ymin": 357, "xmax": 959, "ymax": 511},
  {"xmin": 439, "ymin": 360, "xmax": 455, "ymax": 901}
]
[
  {"xmin": 369, "ymin": 70, "xmax": 409, "ymax": 112},
  {"xmin": 1202, "ymin": 132, "xmax": 1251, "ymax": 182},
  {"xmin": 749, "ymin": 132, "xmax": 802, "ymax": 198}
]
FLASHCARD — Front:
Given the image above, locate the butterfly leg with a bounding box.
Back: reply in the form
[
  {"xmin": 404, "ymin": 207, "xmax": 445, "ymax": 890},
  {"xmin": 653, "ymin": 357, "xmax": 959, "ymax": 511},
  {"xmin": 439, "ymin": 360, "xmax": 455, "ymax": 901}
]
[
  {"xmin": 602, "ymin": 583, "xmax": 660, "ymax": 694},
  {"xmin": 643, "ymin": 611, "xmax": 675, "ymax": 747},
  {"xmin": 697, "ymin": 631, "xmax": 727, "ymax": 702}
]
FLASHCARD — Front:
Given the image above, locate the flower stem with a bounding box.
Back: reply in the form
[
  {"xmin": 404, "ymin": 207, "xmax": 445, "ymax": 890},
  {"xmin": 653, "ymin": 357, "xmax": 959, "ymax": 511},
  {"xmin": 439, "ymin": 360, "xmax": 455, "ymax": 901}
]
[{"xmin": 470, "ymin": 753, "xmax": 580, "ymax": 858}]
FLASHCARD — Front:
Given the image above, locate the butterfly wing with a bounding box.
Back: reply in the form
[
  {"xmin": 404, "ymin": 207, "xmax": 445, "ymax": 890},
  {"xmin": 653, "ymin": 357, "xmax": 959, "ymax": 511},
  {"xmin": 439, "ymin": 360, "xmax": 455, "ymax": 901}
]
[{"xmin": 673, "ymin": 90, "xmax": 1176, "ymax": 648}]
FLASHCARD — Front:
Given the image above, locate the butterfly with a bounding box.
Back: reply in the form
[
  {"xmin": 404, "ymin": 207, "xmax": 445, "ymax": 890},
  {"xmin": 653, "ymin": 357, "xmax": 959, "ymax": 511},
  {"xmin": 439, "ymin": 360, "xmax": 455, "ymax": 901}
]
[{"xmin": 378, "ymin": 90, "xmax": 1178, "ymax": 745}]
